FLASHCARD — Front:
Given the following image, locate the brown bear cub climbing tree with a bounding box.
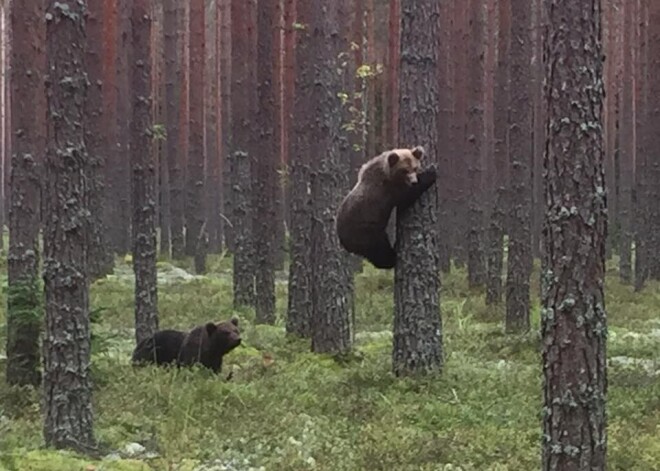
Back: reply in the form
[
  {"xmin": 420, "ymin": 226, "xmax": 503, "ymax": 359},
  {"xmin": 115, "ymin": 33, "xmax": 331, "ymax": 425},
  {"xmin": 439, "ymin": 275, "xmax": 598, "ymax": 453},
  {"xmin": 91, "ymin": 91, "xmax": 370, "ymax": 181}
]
[
  {"xmin": 177, "ymin": 317, "xmax": 242, "ymax": 373},
  {"xmin": 336, "ymin": 146, "xmax": 437, "ymax": 269}
]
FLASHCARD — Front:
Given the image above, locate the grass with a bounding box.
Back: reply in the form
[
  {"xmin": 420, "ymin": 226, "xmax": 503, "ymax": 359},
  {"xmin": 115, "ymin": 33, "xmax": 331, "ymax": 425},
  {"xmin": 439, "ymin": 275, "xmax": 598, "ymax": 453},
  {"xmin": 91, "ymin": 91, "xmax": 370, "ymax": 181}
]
[{"xmin": 0, "ymin": 254, "xmax": 658, "ymax": 470}]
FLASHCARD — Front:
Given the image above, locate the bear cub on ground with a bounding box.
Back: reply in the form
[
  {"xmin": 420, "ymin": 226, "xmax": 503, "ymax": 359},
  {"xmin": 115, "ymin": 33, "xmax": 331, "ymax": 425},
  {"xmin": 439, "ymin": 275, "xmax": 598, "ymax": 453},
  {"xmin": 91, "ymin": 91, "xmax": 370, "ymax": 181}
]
[
  {"xmin": 177, "ymin": 317, "xmax": 242, "ymax": 374},
  {"xmin": 336, "ymin": 146, "xmax": 437, "ymax": 269},
  {"xmin": 132, "ymin": 329, "xmax": 186, "ymax": 366}
]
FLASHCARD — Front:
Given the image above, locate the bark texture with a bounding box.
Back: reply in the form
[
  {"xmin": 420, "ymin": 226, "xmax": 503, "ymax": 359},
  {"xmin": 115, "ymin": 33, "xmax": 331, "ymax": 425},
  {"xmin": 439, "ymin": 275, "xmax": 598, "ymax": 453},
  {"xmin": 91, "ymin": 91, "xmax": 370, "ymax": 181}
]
[
  {"xmin": 86, "ymin": 0, "xmax": 113, "ymax": 280},
  {"xmin": 6, "ymin": 0, "xmax": 45, "ymax": 387},
  {"xmin": 231, "ymin": 0, "xmax": 255, "ymax": 307},
  {"xmin": 186, "ymin": 0, "xmax": 206, "ymax": 270},
  {"xmin": 542, "ymin": 1, "xmax": 608, "ymax": 469},
  {"xmin": 647, "ymin": 2, "xmax": 660, "ymax": 280},
  {"xmin": 43, "ymin": 0, "xmax": 95, "ymax": 451},
  {"xmin": 485, "ymin": 0, "xmax": 510, "ymax": 305},
  {"xmin": 285, "ymin": 0, "xmax": 313, "ymax": 338},
  {"xmin": 505, "ymin": 0, "xmax": 533, "ymax": 333},
  {"xmin": 131, "ymin": 0, "xmax": 158, "ymax": 345},
  {"xmin": 392, "ymin": 0, "xmax": 443, "ymax": 377},
  {"xmin": 254, "ymin": 0, "xmax": 277, "ymax": 324},
  {"xmin": 308, "ymin": 0, "xmax": 353, "ymax": 355}
]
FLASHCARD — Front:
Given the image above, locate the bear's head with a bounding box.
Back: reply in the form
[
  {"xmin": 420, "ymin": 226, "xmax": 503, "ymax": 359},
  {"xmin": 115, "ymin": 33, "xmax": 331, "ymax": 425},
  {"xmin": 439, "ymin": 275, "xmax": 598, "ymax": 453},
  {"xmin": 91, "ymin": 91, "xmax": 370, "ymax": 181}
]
[
  {"xmin": 386, "ymin": 146, "xmax": 425, "ymax": 185},
  {"xmin": 205, "ymin": 317, "xmax": 242, "ymax": 354}
]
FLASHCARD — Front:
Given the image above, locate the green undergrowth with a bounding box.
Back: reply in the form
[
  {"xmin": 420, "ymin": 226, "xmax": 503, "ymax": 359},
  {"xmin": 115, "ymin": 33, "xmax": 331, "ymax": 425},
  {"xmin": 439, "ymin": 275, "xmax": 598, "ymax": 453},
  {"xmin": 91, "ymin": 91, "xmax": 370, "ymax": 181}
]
[{"xmin": 0, "ymin": 254, "xmax": 658, "ymax": 470}]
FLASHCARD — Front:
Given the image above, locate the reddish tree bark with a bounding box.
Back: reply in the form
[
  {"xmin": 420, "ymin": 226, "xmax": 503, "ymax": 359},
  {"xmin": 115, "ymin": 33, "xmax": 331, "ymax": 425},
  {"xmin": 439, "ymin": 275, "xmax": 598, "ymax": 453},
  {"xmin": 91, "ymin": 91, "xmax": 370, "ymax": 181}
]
[
  {"xmin": 466, "ymin": 0, "xmax": 486, "ymax": 288},
  {"xmin": 505, "ymin": 0, "xmax": 533, "ymax": 333},
  {"xmin": 541, "ymin": 2, "xmax": 607, "ymax": 468},
  {"xmin": 186, "ymin": 0, "xmax": 206, "ymax": 271},
  {"xmin": 486, "ymin": 0, "xmax": 510, "ymax": 305},
  {"xmin": 220, "ymin": 0, "xmax": 233, "ymax": 252},
  {"xmin": 113, "ymin": 0, "xmax": 132, "ymax": 255},
  {"xmin": 386, "ymin": 0, "xmax": 399, "ymax": 148},
  {"xmin": 174, "ymin": 1, "xmax": 189, "ymax": 259},
  {"xmin": 86, "ymin": 0, "xmax": 113, "ymax": 280},
  {"xmin": 648, "ymin": 1, "xmax": 660, "ymax": 279},
  {"xmin": 231, "ymin": 0, "xmax": 256, "ymax": 307},
  {"xmin": 5, "ymin": 0, "xmax": 45, "ymax": 387}
]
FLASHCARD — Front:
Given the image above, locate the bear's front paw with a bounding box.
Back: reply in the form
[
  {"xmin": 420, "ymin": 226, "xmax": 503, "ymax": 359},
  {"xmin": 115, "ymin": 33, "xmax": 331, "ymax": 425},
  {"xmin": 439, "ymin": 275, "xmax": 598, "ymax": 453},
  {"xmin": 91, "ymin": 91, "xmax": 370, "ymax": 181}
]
[{"xmin": 421, "ymin": 165, "xmax": 437, "ymax": 182}]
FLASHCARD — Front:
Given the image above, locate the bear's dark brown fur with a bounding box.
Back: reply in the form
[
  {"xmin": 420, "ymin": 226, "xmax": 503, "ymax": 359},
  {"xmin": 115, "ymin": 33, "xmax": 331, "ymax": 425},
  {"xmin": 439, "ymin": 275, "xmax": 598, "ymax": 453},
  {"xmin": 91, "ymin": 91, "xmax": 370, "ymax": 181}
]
[
  {"xmin": 177, "ymin": 317, "xmax": 242, "ymax": 373},
  {"xmin": 336, "ymin": 146, "xmax": 437, "ymax": 269},
  {"xmin": 132, "ymin": 329, "xmax": 186, "ymax": 366}
]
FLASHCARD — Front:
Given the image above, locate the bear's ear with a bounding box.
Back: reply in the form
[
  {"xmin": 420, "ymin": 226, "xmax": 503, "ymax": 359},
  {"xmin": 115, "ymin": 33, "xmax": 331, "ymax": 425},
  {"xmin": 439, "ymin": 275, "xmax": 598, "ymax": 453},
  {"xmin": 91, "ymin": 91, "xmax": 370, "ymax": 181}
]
[
  {"xmin": 229, "ymin": 316, "xmax": 239, "ymax": 327},
  {"xmin": 387, "ymin": 151, "xmax": 400, "ymax": 167},
  {"xmin": 411, "ymin": 146, "xmax": 425, "ymax": 160},
  {"xmin": 205, "ymin": 322, "xmax": 217, "ymax": 336}
]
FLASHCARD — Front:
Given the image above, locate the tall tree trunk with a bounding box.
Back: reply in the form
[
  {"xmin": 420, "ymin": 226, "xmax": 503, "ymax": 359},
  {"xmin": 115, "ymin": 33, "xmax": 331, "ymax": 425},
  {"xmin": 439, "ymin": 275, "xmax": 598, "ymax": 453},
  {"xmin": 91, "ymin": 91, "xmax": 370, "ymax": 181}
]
[
  {"xmin": 392, "ymin": 0, "xmax": 443, "ymax": 377},
  {"xmin": 542, "ymin": 1, "xmax": 607, "ymax": 469},
  {"xmin": 530, "ymin": 0, "xmax": 545, "ymax": 260},
  {"xmin": 187, "ymin": 0, "xmax": 206, "ymax": 272},
  {"xmin": 466, "ymin": 0, "xmax": 486, "ymax": 288},
  {"xmin": 163, "ymin": 0, "xmax": 181, "ymax": 259},
  {"xmin": 174, "ymin": 1, "xmax": 189, "ymax": 259},
  {"xmin": 5, "ymin": 0, "xmax": 45, "ymax": 387},
  {"xmin": 102, "ymin": 0, "xmax": 119, "ymax": 257},
  {"xmin": 220, "ymin": 0, "xmax": 233, "ymax": 252},
  {"xmin": 254, "ymin": 0, "xmax": 277, "ymax": 324},
  {"xmin": 285, "ymin": 0, "xmax": 313, "ymax": 338},
  {"xmin": 486, "ymin": 0, "xmax": 510, "ymax": 305},
  {"xmin": 618, "ymin": 0, "xmax": 633, "ymax": 283},
  {"xmin": 131, "ymin": 0, "xmax": 158, "ymax": 345},
  {"xmin": 86, "ymin": 0, "xmax": 113, "ymax": 281},
  {"xmin": 0, "ymin": 0, "xmax": 6, "ymax": 252},
  {"xmin": 231, "ymin": 0, "xmax": 255, "ymax": 307},
  {"xmin": 113, "ymin": 0, "xmax": 132, "ymax": 255},
  {"xmin": 648, "ymin": 1, "xmax": 660, "ymax": 280},
  {"xmin": 309, "ymin": 0, "xmax": 353, "ymax": 355},
  {"xmin": 43, "ymin": 0, "xmax": 95, "ymax": 451},
  {"xmin": 281, "ymin": 0, "xmax": 296, "ymax": 244},
  {"xmin": 436, "ymin": 0, "xmax": 452, "ymax": 273},
  {"xmin": 205, "ymin": 0, "xmax": 219, "ymax": 254},
  {"xmin": 505, "ymin": 0, "xmax": 533, "ymax": 333},
  {"xmin": 634, "ymin": 0, "xmax": 649, "ymax": 291}
]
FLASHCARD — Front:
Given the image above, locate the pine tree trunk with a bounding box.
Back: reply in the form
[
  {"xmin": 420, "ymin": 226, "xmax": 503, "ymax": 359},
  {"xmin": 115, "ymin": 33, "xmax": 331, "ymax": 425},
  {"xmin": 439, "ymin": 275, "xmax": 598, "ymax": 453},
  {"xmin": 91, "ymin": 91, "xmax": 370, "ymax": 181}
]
[
  {"xmin": 634, "ymin": 0, "xmax": 648, "ymax": 291},
  {"xmin": 254, "ymin": 0, "xmax": 277, "ymax": 324},
  {"xmin": 618, "ymin": 0, "xmax": 634, "ymax": 284},
  {"xmin": 43, "ymin": 0, "xmax": 95, "ymax": 450},
  {"xmin": 309, "ymin": 0, "xmax": 353, "ymax": 355},
  {"xmin": 131, "ymin": 0, "xmax": 159, "ymax": 345},
  {"xmin": 542, "ymin": 1, "xmax": 607, "ymax": 468},
  {"xmin": 231, "ymin": 0, "xmax": 256, "ymax": 307},
  {"xmin": 5, "ymin": 0, "xmax": 44, "ymax": 387},
  {"xmin": 505, "ymin": 0, "xmax": 533, "ymax": 333},
  {"xmin": 186, "ymin": 0, "xmax": 206, "ymax": 271},
  {"xmin": 466, "ymin": 0, "xmax": 486, "ymax": 288},
  {"xmin": 486, "ymin": 0, "xmax": 510, "ymax": 305},
  {"xmin": 647, "ymin": 2, "xmax": 660, "ymax": 280},
  {"xmin": 86, "ymin": 0, "xmax": 113, "ymax": 281},
  {"xmin": 392, "ymin": 0, "xmax": 443, "ymax": 377},
  {"xmin": 285, "ymin": 0, "xmax": 313, "ymax": 338}
]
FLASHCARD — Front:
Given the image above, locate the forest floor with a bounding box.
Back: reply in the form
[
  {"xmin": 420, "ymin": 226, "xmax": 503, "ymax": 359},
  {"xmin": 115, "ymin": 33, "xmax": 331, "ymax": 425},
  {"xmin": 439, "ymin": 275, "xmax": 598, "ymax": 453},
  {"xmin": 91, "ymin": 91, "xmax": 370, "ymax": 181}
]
[{"xmin": 0, "ymin": 254, "xmax": 659, "ymax": 470}]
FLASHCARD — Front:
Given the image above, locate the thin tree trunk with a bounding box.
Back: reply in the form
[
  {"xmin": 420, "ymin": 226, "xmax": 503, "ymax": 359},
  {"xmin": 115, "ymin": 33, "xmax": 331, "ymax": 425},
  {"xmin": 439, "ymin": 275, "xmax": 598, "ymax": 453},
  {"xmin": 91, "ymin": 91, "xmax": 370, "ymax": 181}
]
[
  {"xmin": 131, "ymin": 0, "xmax": 158, "ymax": 345},
  {"xmin": 5, "ymin": 0, "xmax": 44, "ymax": 387},
  {"xmin": 618, "ymin": 0, "xmax": 633, "ymax": 283},
  {"xmin": 486, "ymin": 0, "xmax": 510, "ymax": 305},
  {"xmin": 220, "ymin": 0, "xmax": 233, "ymax": 253},
  {"xmin": 187, "ymin": 0, "xmax": 206, "ymax": 271},
  {"xmin": 466, "ymin": 0, "xmax": 486, "ymax": 288},
  {"xmin": 231, "ymin": 0, "xmax": 255, "ymax": 307},
  {"xmin": 647, "ymin": 1, "xmax": 660, "ymax": 280},
  {"xmin": 254, "ymin": 0, "xmax": 277, "ymax": 324},
  {"xmin": 634, "ymin": 0, "xmax": 649, "ymax": 291},
  {"xmin": 505, "ymin": 0, "xmax": 533, "ymax": 333},
  {"xmin": 86, "ymin": 0, "xmax": 113, "ymax": 280},
  {"xmin": 542, "ymin": 1, "xmax": 607, "ymax": 469},
  {"xmin": 43, "ymin": 0, "xmax": 95, "ymax": 451},
  {"xmin": 392, "ymin": 0, "xmax": 443, "ymax": 377}
]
